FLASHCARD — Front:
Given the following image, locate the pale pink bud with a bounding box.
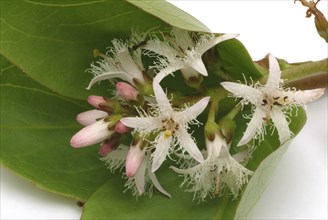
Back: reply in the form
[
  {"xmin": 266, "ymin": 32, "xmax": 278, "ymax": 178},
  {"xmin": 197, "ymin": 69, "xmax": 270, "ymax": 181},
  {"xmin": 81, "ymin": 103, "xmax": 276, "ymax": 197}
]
[
  {"xmin": 115, "ymin": 121, "xmax": 131, "ymax": 133},
  {"xmin": 70, "ymin": 119, "xmax": 114, "ymax": 148},
  {"xmin": 98, "ymin": 139, "xmax": 120, "ymax": 157},
  {"xmin": 116, "ymin": 82, "xmax": 139, "ymax": 101},
  {"xmin": 87, "ymin": 95, "xmax": 105, "ymax": 108},
  {"xmin": 76, "ymin": 110, "xmax": 108, "ymax": 126},
  {"xmin": 125, "ymin": 141, "xmax": 145, "ymax": 178}
]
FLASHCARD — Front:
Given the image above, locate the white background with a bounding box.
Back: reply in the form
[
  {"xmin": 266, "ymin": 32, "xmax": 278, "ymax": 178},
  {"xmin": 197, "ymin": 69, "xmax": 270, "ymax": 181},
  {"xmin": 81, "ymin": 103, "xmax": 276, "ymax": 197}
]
[{"xmin": 1, "ymin": 1, "xmax": 327, "ymax": 219}]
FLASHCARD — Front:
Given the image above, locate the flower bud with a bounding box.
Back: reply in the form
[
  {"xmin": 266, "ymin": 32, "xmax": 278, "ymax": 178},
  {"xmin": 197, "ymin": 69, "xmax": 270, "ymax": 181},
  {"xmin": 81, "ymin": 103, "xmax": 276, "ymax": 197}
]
[
  {"xmin": 181, "ymin": 67, "xmax": 203, "ymax": 89},
  {"xmin": 219, "ymin": 117, "xmax": 236, "ymax": 144},
  {"xmin": 70, "ymin": 119, "xmax": 114, "ymax": 148},
  {"xmin": 205, "ymin": 121, "xmax": 218, "ymax": 142},
  {"xmin": 76, "ymin": 110, "xmax": 107, "ymax": 126},
  {"xmin": 87, "ymin": 95, "xmax": 106, "ymax": 108},
  {"xmin": 98, "ymin": 137, "xmax": 120, "ymax": 157},
  {"xmin": 116, "ymin": 82, "xmax": 139, "ymax": 102},
  {"xmin": 125, "ymin": 140, "xmax": 145, "ymax": 178},
  {"xmin": 115, "ymin": 121, "xmax": 131, "ymax": 133}
]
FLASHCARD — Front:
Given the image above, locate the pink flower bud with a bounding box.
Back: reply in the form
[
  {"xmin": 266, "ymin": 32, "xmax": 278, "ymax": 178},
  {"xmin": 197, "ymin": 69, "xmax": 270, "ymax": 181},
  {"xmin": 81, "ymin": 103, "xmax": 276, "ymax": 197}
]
[
  {"xmin": 98, "ymin": 139, "xmax": 120, "ymax": 157},
  {"xmin": 87, "ymin": 95, "xmax": 105, "ymax": 108},
  {"xmin": 76, "ymin": 110, "xmax": 108, "ymax": 126},
  {"xmin": 125, "ymin": 141, "xmax": 145, "ymax": 178},
  {"xmin": 70, "ymin": 119, "xmax": 114, "ymax": 148},
  {"xmin": 116, "ymin": 82, "xmax": 139, "ymax": 102},
  {"xmin": 115, "ymin": 121, "xmax": 131, "ymax": 133}
]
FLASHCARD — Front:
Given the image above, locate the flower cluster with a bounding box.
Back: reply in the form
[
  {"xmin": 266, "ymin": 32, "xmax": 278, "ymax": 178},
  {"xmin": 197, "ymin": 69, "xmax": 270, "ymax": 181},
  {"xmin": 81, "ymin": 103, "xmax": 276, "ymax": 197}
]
[{"xmin": 70, "ymin": 27, "xmax": 325, "ymax": 200}]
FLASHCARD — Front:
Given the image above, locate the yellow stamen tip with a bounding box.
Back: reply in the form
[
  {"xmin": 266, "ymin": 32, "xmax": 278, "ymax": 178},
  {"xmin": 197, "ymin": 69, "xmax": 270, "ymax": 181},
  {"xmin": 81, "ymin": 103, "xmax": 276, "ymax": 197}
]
[{"xmin": 164, "ymin": 130, "xmax": 172, "ymax": 139}]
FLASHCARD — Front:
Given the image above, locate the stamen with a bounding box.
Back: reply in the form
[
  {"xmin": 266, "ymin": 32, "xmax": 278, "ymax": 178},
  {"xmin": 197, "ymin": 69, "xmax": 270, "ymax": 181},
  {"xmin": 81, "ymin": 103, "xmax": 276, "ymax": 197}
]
[
  {"xmin": 93, "ymin": 49, "xmax": 110, "ymax": 61},
  {"xmin": 273, "ymin": 101, "xmax": 282, "ymax": 106},
  {"xmin": 164, "ymin": 130, "xmax": 172, "ymax": 139}
]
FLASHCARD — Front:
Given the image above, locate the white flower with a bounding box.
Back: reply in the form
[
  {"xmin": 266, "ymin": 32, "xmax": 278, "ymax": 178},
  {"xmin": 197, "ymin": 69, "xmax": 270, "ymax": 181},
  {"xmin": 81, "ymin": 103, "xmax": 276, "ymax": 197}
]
[
  {"xmin": 87, "ymin": 39, "xmax": 145, "ymax": 89},
  {"xmin": 144, "ymin": 27, "xmax": 238, "ymax": 82},
  {"xmin": 101, "ymin": 144, "xmax": 171, "ymax": 198},
  {"xmin": 120, "ymin": 81, "xmax": 210, "ymax": 172},
  {"xmin": 171, "ymin": 133, "xmax": 253, "ymax": 201},
  {"xmin": 221, "ymin": 54, "xmax": 325, "ymax": 146}
]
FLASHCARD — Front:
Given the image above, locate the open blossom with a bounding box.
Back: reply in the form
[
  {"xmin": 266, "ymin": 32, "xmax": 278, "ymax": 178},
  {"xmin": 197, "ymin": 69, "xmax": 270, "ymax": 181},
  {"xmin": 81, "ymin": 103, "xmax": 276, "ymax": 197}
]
[
  {"xmin": 101, "ymin": 143, "xmax": 171, "ymax": 198},
  {"xmin": 221, "ymin": 54, "xmax": 325, "ymax": 146},
  {"xmin": 87, "ymin": 39, "xmax": 145, "ymax": 90},
  {"xmin": 144, "ymin": 27, "xmax": 238, "ymax": 82},
  {"xmin": 120, "ymin": 81, "xmax": 210, "ymax": 172},
  {"xmin": 171, "ymin": 133, "xmax": 253, "ymax": 201}
]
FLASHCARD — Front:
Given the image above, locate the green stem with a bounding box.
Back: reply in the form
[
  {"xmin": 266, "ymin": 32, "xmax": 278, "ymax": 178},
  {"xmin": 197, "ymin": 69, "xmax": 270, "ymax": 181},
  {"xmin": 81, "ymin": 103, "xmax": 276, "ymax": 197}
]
[
  {"xmin": 206, "ymin": 87, "xmax": 228, "ymax": 122},
  {"xmin": 223, "ymin": 104, "xmax": 242, "ymax": 121},
  {"xmin": 260, "ymin": 58, "xmax": 328, "ymax": 89},
  {"xmin": 282, "ymin": 58, "xmax": 327, "ymax": 82}
]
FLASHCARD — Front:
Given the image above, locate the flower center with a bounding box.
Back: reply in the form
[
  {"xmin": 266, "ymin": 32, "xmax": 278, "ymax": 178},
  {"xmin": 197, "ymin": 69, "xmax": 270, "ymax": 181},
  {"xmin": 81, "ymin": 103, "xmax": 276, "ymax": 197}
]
[
  {"xmin": 161, "ymin": 117, "xmax": 179, "ymax": 139},
  {"xmin": 261, "ymin": 94, "xmax": 289, "ymax": 123}
]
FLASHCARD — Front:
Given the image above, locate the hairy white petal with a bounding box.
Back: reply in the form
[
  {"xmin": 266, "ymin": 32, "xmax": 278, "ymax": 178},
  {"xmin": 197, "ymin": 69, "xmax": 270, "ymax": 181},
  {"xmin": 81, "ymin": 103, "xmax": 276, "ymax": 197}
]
[
  {"xmin": 221, "ymin": 82, "xmax": 262, "ymax": 105},
  {"xmin": 266, "ymin": 53, "xmax": 282, "ymax": 90},
  {"xmin": 171, "ymin": 27, "xmax": 194, "ymax": 51},
  {"xmin": 197, "ymin": 33, "xmax": 239, "ymax": 55},
  {"xmin": 169, "ymin": 165, "xmax": 189, "ymax": 174},
  {"xmin": 284, "ymin": 88, "xmax": 325, "ymax": 105},
  {"xmin": 153, "ymin": 61, "xmax": 184, "ymax": 83},
  {"xmin": 116, "ymin": 48, "xmax": 144, "ymax": 81},
  {"xmin": 271, "ymin": 107, "xmax": 292, "ymax": 144},
  {"xmin": 176, "ymin": 128, "xmax": 204, "ymax": 163},
  {"xmin": 101, "ymin": 145, "xmax": 128, "ymax": 172},
  {"xmin": 189, "ymin": 58, "xmax": 208, "ymax": 76},
  {"xmin": 87, "ymin": 72, "xmax": 133, "ymax": 90},
  {"xmin": 232, "ymin": 149, "xmax": 249, "ymax": 163},
  {"xmin": 120, "ymin": 117, "xmax": 162, "ymax": 131},
  {"xmin": 134, "ymin": 159, "xmax": 147, "ymax": 195},
  {"xmin": 148, "ymin": 169, "xmax": 171, "ymax": 198},
  {"xmin": 153, "ymin": 81, "xmax": 173, "ymax": 114},
  {"xmin": 144, "ymin": 38, "xmax": 179, "ymax": 59},
  {"xmin": 176, "ymin": 97, "xmax": 210, "ymax": 124},
  {"xmin": 151, "ymin": 133, "xmax": 171, "ymax": 172},
  {"xmin": 238, "ymin": 107, "xmax": 266, "ymax": 146}
]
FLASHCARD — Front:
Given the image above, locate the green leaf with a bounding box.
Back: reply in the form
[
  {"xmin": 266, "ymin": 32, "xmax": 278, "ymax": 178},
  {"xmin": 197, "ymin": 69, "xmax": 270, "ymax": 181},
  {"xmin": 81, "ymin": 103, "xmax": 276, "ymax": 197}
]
[
  {"xmin": 81, "ymin": 108, "xmax": 306, "ymax": 219},
  {"xmin": 234, "ymin": 139, "xmax": 291, "ymax": 219},
  {"xmin": 0, "ymin": 0, "xmax": 208, "ymax": 100},
  {"xmin": 0, "ymin": 56, "xmax": 111, "ymax": 201},
  {"xmin": 1, "ymin": 55, "xmax": 50, "ymax": 90},
  {"xmin": 216, "ymin": 39, "xmax": 265, "ymax": 80},
  {"xmin": 81, "ymin": 171, "xmax": 239, "ymax": 220},
  {"xmin": 128, "ymin": 0, "xmax": 209, "ymax": 32}
]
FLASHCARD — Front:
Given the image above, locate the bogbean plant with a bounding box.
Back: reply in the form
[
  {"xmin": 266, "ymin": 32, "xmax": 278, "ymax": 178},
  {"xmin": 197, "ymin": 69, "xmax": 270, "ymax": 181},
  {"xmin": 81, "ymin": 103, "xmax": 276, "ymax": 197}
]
[{"xmin": 70, "ymin": 27, "xmax": 325, "ymax": 201}]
